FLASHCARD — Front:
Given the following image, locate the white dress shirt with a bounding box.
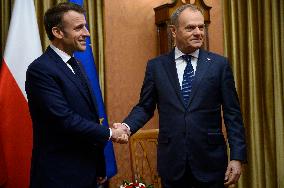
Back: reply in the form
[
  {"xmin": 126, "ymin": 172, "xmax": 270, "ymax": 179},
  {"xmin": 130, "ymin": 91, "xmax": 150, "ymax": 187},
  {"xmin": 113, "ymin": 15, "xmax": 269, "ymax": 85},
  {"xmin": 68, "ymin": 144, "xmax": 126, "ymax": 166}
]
[
  {"xmin": 174, "ymin": 47, "xmax": 199, "ymax": 88},
  {"xmin": 50, "ymin": 44, "xmax": 75, "ymax": 74}
]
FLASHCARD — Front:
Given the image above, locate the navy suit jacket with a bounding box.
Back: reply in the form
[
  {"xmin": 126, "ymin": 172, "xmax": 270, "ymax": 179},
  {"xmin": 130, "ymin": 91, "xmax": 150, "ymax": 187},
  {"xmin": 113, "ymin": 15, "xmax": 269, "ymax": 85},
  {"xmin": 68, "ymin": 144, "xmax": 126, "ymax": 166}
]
[
  {"xmin": 124, "ymin": 49, "xmax": 247, "ymax": 182},
  {"xmin": 25, "ymin": 46, "xmax": 110, "ymax": 188}
]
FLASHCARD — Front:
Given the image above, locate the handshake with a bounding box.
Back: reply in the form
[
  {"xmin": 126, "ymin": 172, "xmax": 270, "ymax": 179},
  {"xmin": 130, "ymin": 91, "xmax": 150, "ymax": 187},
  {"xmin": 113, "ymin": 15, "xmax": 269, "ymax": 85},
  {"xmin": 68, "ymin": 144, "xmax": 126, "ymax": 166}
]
[{"xmin": 110, "ymin": 123, "xmax": 131, "ymax": 144}]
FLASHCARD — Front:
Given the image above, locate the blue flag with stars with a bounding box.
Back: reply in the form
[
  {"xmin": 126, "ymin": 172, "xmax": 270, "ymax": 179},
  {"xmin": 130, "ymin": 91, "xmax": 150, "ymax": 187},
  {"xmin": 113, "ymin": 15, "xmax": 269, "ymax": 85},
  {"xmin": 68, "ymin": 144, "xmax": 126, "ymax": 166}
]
[{"xmin": 69, "ymin": 0, "xmax": 117, "ymax": 179}]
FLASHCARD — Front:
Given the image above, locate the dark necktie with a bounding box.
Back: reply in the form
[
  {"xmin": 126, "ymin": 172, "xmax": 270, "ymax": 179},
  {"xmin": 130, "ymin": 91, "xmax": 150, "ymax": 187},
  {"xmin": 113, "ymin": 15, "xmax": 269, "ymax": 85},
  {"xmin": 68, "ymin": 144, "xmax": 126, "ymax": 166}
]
[
  {"xmin": 181, "ymin": 55, "xmax": 195, "ymax": 106},
  {"xmin": 67, "ymin": 57, "xmax": 90, "ymax": 92}
]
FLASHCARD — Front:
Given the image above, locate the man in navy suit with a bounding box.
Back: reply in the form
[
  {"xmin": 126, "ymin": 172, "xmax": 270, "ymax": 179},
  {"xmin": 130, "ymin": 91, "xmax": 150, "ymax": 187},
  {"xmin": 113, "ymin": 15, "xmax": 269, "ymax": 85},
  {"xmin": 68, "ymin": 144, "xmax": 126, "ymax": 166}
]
[
  {"xmin": 115, "ymin": 4, "xmax": 247, "ymax": 188},
  {"xmin": 25, "ymin": 3, "xmax": 127, "ymax": 187}
]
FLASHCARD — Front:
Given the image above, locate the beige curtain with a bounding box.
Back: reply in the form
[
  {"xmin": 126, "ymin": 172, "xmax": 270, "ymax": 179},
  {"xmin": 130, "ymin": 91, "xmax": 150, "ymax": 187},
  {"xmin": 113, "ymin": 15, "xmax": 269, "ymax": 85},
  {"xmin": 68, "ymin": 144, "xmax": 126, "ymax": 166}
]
[
  {"xmin": 0, "ymin": 0, "xmax": 105, "ymax": 96},
  {"xmin": 223, "ymin": 0, "xmax": 284, "ymax": 187}
]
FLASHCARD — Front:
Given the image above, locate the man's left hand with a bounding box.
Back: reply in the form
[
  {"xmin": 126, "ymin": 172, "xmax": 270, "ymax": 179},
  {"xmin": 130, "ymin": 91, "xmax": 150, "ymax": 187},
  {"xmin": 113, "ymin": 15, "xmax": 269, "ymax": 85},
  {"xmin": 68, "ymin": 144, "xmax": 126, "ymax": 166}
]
[
  {"xmin": 224, "ymin": 160, "xmax": 242, "ymax": 187},
  {"xmin": 97, "ymin": 176, "xmax": 107, "ymax": 185}
]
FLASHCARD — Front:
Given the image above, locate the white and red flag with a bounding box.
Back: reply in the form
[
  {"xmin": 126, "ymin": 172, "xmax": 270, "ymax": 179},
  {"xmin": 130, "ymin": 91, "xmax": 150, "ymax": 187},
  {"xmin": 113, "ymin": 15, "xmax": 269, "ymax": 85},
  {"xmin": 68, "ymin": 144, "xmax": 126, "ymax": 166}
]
[{"xmin": 0, "ymin": 0, "xmax": 42, "ymax": 187}]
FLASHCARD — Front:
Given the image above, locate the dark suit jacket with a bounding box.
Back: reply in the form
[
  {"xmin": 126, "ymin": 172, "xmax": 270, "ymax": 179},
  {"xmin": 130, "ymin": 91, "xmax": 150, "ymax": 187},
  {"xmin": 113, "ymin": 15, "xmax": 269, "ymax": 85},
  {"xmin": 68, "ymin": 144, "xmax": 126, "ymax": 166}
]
[
  {"xmin": 124, "ymin": 49, "xmax": 247, "ymax": 182},
  {"xmin": 25, "ymin": 46, "xmax": 110, "ymax": 188}
]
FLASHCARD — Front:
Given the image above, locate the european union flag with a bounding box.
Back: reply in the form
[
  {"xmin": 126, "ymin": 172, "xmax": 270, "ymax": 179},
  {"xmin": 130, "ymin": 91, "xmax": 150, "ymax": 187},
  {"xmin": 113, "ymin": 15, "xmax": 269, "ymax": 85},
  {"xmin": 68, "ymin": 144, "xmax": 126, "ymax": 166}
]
[{"xmin": 69, "ymin": 0, "xmax": 117, "ymax": 179}]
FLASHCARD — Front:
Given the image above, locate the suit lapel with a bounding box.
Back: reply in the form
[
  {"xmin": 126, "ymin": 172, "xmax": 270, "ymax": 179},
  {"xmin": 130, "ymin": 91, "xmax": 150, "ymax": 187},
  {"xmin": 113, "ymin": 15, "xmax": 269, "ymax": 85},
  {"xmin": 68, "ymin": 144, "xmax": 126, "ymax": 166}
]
[
  {"xmin": 162, "ymin": 50, "xmax": 186, "ymax": 107},
  {"xmin": 46, "ymin": 47, "xmax": 93, "ymax": 106},
  {"xmin": 77, "ymin": 62, "xmax": 99, "ymax": 114},
  {"xmin": 187, "ymin": 49, "xmax": 212, "ymax": 107}
]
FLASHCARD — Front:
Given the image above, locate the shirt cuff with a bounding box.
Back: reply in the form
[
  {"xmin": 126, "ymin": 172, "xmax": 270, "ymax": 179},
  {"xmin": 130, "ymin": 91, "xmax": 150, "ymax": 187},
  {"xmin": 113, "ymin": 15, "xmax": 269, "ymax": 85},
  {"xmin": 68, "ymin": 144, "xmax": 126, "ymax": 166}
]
[
  {"xmin": 109, "ymin": 128, "xmax": 112, "ymax": 140},
  {"xmin": 122, "ymin": 123, "xmax": 131, "ymax": 132}
]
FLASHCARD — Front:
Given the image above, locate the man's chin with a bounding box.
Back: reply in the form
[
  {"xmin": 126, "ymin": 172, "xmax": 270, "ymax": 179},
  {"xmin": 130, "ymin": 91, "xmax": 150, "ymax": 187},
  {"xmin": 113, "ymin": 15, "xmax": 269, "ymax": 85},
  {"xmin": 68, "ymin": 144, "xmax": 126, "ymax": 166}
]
[
  {"xmin": 77, "ymin": 46, "xmax": 87, "ymax": 51},
  {"xmin": 192, "ymin": 43, "xmax": 203, "ymax": 49}
]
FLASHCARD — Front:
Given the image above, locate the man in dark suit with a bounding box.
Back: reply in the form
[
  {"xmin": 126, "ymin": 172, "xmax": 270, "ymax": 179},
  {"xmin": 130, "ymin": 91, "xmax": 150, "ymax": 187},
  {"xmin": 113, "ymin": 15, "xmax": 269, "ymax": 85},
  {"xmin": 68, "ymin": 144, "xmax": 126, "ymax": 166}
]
[
  {"xmin": 25, "ymin": 3, "xmax": 127, "ymax": 187},
  {"xmin": 115, "ymin": 4, "xmax": 247, "ymax": 188}
]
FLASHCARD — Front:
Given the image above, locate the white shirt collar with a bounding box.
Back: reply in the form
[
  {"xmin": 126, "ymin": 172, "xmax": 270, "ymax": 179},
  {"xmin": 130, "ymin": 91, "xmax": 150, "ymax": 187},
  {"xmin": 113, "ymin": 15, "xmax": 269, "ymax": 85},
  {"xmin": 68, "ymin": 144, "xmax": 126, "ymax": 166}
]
[
  {"xmin": 50, "ymin": 44, "xmax": 72, "ymax": 63},
  {"xmin": 174, "ymin": 47, "xmax": 199, "ymax": 60}
]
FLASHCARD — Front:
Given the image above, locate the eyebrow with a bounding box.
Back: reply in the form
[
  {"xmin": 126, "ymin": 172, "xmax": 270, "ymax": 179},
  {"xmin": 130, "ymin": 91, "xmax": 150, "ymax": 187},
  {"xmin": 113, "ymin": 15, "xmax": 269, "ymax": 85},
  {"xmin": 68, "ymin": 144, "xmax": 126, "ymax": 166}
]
[
  {"xmin": 74, "ymin": 23, "xmax": 86, "ymax": 29},
  {"xmin": 186, "ymin": 24, "xmax": 205, "ymax": 26}
]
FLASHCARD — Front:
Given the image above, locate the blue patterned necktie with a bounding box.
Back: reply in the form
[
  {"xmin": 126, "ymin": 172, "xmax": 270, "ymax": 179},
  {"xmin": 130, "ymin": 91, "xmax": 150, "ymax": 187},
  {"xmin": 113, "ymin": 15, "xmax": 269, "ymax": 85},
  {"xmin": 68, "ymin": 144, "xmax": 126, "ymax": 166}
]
[{"xmin": 181, "ymin": 55, "xmax": 195, "ymax": 106}]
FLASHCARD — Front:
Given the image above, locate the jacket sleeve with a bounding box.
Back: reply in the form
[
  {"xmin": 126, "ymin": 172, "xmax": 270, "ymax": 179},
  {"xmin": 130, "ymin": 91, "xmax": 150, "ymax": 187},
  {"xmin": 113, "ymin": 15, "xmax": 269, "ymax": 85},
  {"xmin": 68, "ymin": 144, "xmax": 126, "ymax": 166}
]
[
  {"xmin": 221, "ymin": 59, "xmax": 247, "ymax": 162},
  {"xmin": 123, "ymin": 60, "xmax": 157, "ymax": 134},
  {"xmin": 25, "ymin": 62, "xmax": 110, "ymax": 146}
]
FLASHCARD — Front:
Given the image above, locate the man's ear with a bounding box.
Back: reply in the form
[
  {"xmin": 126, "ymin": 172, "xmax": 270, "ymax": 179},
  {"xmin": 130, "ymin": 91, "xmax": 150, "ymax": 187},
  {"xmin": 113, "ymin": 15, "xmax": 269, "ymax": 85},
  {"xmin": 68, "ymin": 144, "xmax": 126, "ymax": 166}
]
[
  {"xmin": 169, "ymin": 25, "xmax": 177, "ymax": 39},
  {"xmin": 51, "ymin": 27, "xmax": 64, "ymax": 39}
]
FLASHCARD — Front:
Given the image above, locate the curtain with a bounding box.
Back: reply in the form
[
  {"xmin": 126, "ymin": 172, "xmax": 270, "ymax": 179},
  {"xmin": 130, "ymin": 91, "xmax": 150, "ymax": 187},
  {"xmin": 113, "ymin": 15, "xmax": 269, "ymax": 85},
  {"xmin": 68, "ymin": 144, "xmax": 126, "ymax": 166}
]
[
  {"xmin": 223, "ymin": 0, "xmax": 284, "ymax": 187},
  {"xmin": 0, "ymin": 0, "xmax": 105, "ymax": 95}
]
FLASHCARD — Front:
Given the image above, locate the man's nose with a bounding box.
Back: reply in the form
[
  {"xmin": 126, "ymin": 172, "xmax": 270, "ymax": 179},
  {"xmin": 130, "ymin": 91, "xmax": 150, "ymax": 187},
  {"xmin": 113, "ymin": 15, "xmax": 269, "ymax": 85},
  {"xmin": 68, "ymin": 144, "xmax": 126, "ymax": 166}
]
[
  {"xmin": 83, "ymin": 26, "xmax": 90, "ymax": 37},
  {"xmin": 193, "ymin": 27, "xmax": 202, "ymax": 35}
]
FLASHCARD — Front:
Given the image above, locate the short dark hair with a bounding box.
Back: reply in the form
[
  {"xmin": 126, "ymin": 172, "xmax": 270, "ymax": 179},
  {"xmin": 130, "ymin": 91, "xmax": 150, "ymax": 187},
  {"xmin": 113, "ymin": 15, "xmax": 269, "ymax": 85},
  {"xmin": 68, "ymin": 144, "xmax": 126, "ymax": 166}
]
[
  {"xmin": 44, "ymin": 2, "xmax": 86, "ymax": 40},
  {"xmin": 170, "ymin": 4, "xmax": 203, "ymax": 27}
]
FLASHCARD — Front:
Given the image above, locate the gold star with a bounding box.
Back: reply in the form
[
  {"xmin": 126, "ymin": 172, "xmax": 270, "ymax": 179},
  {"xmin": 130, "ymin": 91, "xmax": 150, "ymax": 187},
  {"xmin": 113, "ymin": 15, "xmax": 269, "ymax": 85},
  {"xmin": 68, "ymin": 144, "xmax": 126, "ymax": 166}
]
[{"xmin": 99, "ymin": 118, "xmax": 104, "ymax": 125}]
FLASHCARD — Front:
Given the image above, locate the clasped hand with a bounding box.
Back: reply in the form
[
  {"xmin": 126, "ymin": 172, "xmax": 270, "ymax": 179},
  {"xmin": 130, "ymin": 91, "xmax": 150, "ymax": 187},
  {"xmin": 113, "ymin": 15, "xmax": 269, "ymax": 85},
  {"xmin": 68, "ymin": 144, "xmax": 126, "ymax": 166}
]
[{"xmin": 111, "ymin": 123, "xmax": 130, "ymax": 144}]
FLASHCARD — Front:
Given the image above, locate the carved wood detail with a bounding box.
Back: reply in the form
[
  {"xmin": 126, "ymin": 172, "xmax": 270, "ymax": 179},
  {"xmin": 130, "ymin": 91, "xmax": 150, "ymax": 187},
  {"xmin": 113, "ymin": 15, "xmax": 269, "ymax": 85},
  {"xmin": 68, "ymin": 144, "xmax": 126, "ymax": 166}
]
[{"xmin": 129, "ymin": 129, "xmax": 161, "ymax": 188}]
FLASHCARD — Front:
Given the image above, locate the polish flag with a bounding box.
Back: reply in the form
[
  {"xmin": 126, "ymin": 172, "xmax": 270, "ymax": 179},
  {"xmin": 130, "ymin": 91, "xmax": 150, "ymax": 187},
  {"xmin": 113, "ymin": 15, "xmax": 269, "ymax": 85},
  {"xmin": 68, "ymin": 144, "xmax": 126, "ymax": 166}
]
[{"xmin": 0, "ymin": 0, "xmax": 42, "ymax": 187}]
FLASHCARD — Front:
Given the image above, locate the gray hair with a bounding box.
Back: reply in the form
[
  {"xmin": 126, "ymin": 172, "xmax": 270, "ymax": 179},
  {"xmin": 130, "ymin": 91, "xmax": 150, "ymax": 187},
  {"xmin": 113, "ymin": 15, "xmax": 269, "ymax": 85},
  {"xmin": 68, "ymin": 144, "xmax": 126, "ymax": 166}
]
[{"xmin": 170, "ymin": 4, "xmax": 203, "ymax": 26}]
